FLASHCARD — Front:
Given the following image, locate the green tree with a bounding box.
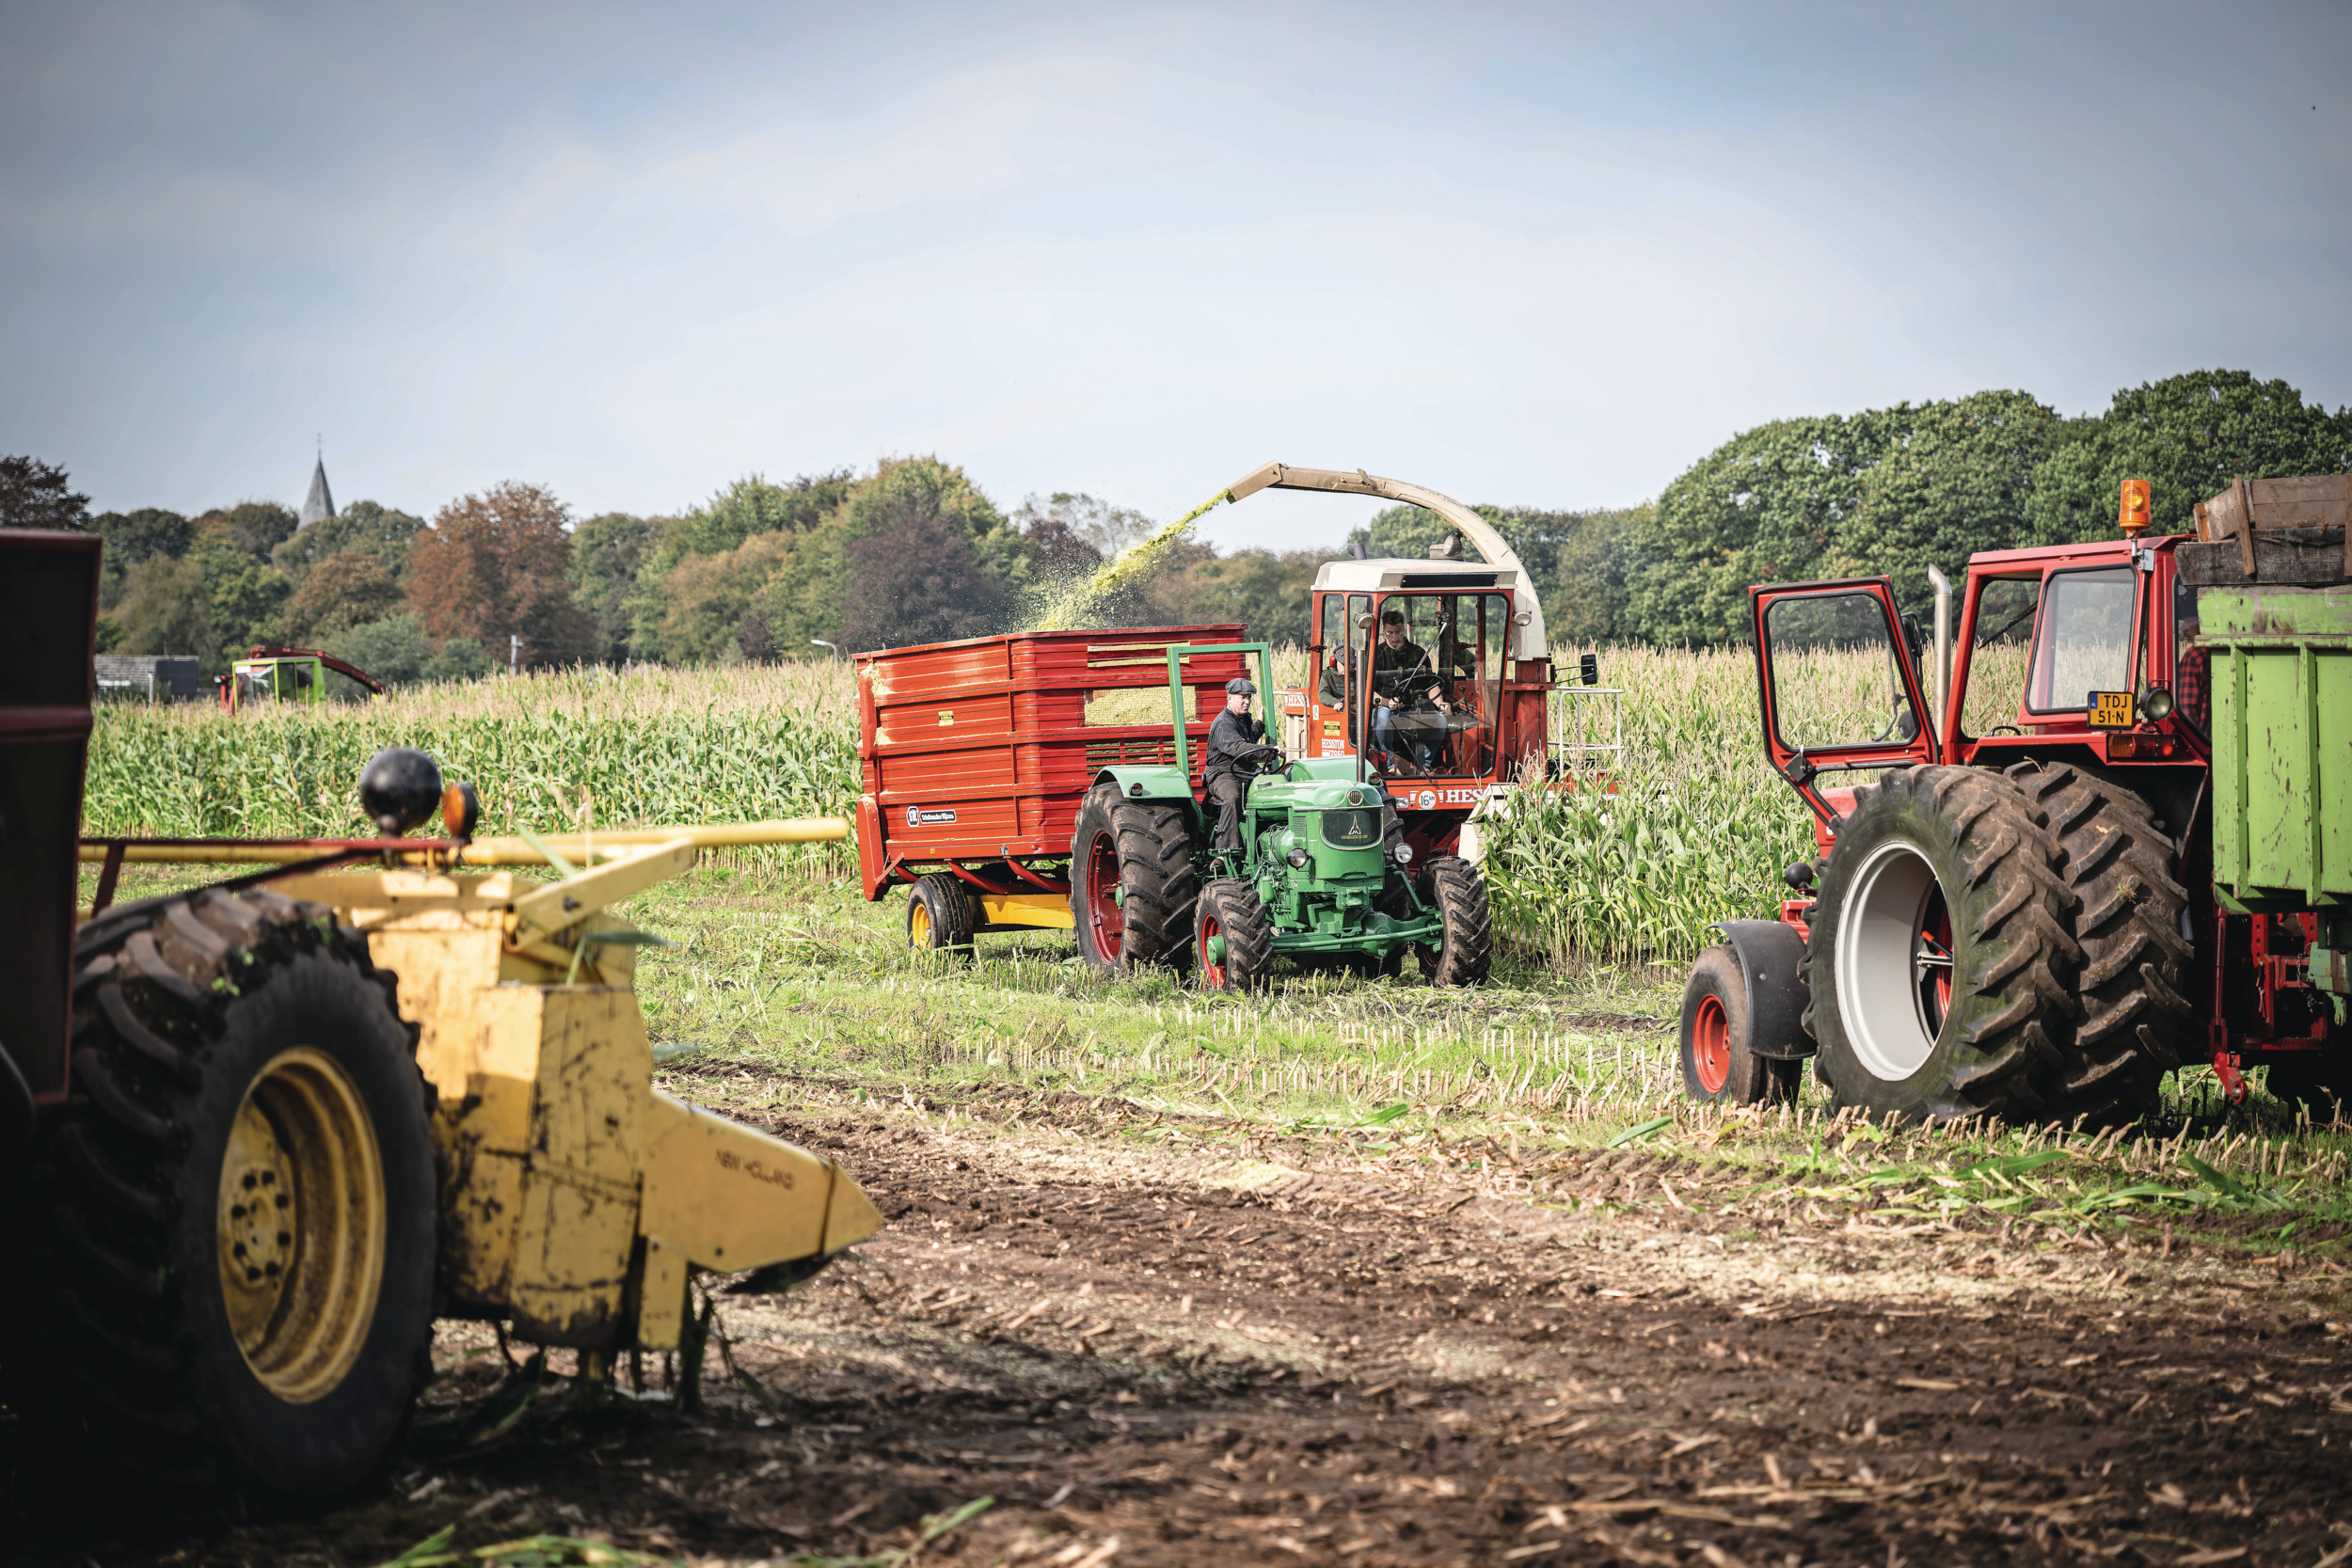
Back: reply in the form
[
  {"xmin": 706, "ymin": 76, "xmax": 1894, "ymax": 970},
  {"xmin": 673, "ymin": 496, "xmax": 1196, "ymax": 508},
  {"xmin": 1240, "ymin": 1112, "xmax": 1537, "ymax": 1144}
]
[
  {"xmin": 655, "ymin": 531, "xmax": 796, "ymax": 663},
  {"xmin": 424, "ymin": 636, "xmax": 492, "ymax": 683},
  {"xmin": 91, "ymin": 507, "xmax": 193, "ymax": 607},
  {"xmin": 282, "ymin": 549, "xmax": 406, "ymax": 643},
  {"xmin": 1148, "ymin": 548, "xmax": 1330, "ymax": 644},
  {"xmin": 2025, "ymin": 370, "xmax": 2352, "ymax": 544},
  {"xmin": 1011, "ymin": 492, "xmax": 1154, "ymax": 557},
  {"xmin": 1825, "ymin": 390, "xmax": 2071, "ymax": 612},
  {"xmin": 1544, "ymin": 505, "xmax": 1659, "ymax": 646},
  {"xmin": 188, "ymin": 521, "xmax": 294, "ymax": 667},
  {"xmin": 196, "ymin": 499, "xmax": 300, "ymax": 561},
  {"xmin": 0, "ymin": 455, "xmax": 90, "ymax": 531},
  {"xmin": 114, "ymin": 556, "xmax": 217, "ymax": 661},
  {"xmin": 274, "ymin": 499, "xmax": 427, "ymax": 584},
  {"xmin": 571, "ymin": 511, "xmax": 662, "ymax": 663},
  {"xmin": 326, "ymin": 611, "xmax": 432, "ymax": 685}
]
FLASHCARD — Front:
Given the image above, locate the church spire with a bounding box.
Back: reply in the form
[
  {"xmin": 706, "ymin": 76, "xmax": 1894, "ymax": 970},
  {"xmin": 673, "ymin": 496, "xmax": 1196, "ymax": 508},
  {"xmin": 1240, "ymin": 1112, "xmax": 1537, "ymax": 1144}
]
[{"xmin": 300, "ymin": 440, "xmax": 335, "ymax": 528}]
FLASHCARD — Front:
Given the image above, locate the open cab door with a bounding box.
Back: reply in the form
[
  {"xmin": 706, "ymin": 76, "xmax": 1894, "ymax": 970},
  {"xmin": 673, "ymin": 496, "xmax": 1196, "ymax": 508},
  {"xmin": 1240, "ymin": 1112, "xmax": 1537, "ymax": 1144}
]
[{"xmin": 1750, "ymin": 578, "xmax": 1936, "ymax": 828}]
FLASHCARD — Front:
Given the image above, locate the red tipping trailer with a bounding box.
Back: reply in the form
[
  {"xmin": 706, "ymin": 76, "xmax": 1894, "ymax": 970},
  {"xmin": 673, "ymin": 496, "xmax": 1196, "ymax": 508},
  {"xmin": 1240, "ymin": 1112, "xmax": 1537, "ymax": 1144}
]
[{"xmin": 853, "ymin": 625, "xmax": 1248, "ymax": 939}]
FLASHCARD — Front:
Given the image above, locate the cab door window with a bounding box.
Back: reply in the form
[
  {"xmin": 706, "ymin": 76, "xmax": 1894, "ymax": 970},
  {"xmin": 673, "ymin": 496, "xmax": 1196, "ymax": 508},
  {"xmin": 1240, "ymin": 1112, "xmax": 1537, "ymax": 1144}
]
[
  {"xmin": 2026, "ymin": 566, "xmax": 2136, "ymax": 714},
  {"xmin": 1763, "ymin": 591, "xmax": 1923, "ymax": 751}
]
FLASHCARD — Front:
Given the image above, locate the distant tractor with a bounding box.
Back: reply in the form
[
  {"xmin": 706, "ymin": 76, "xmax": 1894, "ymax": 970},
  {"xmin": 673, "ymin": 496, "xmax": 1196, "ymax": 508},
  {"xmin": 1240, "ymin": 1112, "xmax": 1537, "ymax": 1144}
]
[
  {"xmin": 1681, "ymin": 476, "xmax": 2350, "ymax": 1125},
  {"xmin": 853, "ymin": 628, "xmax": 1492, "ymax": 986},
  {"xmin": 221, "ymin": 643, "xmax": 386, "ymax": 708},
  {"xmin": 2, "ymin": 528, "xmax": 882, "ymax": 1499}
]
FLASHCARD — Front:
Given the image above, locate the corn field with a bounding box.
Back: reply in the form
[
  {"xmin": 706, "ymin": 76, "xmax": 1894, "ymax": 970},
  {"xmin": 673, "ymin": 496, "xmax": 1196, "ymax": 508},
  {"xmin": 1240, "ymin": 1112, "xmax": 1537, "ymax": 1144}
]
[
  {"xmin": 85, "ymin": 664, "xmax": 863, "ymax": 862},
  {"xmin": 87, "ymin": 642, "xmax": 1888, "ymax": 963}
]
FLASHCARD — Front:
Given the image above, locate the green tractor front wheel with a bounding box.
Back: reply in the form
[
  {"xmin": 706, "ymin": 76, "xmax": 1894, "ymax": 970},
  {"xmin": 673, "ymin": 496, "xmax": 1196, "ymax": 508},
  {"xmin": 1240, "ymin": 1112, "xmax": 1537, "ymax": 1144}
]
[
  {"xmin": 1415, "ymin": 856, "xmax": 1494, "ymax": 987},
  {"xmin": 1195, "ymin": 879, "xmax": 1274, "ymax": 993}
]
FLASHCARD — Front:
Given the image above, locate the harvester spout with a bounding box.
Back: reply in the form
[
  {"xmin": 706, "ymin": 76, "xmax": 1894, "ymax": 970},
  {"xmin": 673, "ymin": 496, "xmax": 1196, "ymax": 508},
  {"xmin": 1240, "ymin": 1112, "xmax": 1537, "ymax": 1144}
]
[{"xmin": 1223, "ymin": 462, "xmax": 1549, "ymax": 661}]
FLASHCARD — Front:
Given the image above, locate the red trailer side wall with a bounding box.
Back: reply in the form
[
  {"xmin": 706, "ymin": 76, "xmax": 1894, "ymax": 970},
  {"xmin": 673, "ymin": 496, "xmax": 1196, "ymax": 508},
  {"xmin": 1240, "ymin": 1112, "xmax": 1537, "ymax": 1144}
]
[{"xmin": 853, "ymin": 626, "xmax": 1246, "ymax": 899}]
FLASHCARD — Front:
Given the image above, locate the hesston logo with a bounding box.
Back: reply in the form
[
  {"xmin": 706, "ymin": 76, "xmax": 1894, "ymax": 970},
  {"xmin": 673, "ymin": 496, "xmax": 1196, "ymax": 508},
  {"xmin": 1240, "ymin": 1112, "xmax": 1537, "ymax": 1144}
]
[
  {"xmin": 904, "ymin": 806, "xmax": 957, "ymax": 827},
  {"xmin": 715, "ymin": 1148, "xmax": 795, "ymax": 1189}
]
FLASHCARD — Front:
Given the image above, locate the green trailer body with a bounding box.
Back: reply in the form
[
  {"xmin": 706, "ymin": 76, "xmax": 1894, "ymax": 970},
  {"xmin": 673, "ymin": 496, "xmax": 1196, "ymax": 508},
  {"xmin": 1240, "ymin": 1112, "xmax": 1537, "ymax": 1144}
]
[{"xmin": 2202, "ymin": 586, "xmax": 2352, "ymax": 911}]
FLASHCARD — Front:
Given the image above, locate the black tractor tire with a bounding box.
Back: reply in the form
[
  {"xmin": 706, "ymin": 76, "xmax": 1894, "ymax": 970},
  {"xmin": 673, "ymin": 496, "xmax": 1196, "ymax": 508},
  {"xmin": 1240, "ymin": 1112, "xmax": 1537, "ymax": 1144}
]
[
  {"xmin": 1678, "ymin": 944, "xmax": 1803, "ymax": 1106},
  {"xmin": 1804, "ymin": 765, "xmax": 2079, "ymax": 1124},
  {"xmin": 24, "ymin": 886, "xmax": 437, "ymax": 1500},
  {"xmin": 1194, "ymin": 879, "xmax": 1275, "ymax": 993},
  {"xmin": 2005, "ymin": 761, "xmax": 2193, "ymax": 1126},
  {"xmin": 1068, "ymin": 783, "xmax": 1200, "ymax": 974},
  {"xmin": 1415, "ymin": 856, "xmax": 1494, "ymax": 987},
  {"xmin": 906, "ymin": 872, "xmax": 977, "ymax": 958}
]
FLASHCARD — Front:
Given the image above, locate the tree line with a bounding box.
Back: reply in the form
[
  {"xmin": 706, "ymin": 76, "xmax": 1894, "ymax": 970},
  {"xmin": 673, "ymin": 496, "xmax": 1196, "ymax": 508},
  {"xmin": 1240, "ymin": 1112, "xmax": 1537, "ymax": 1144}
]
[{"xmin": 5, "ymin": 367, "xmax": 2343, "ymax": 685}]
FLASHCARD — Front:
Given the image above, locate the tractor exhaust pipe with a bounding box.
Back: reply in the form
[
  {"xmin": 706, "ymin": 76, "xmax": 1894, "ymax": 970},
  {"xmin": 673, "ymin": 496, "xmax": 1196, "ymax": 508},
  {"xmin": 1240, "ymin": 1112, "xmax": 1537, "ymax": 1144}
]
[{"xmin": 1927, "ymin": 563, "xmax": 1953, "ymax": 742}]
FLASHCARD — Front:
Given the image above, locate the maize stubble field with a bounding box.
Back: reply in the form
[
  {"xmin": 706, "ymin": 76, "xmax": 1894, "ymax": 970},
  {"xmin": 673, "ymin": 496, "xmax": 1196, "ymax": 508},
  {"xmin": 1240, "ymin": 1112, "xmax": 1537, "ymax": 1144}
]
[{"xmin": 15, "ymin": 655, "xmax": 2352, "ymax": 1567}]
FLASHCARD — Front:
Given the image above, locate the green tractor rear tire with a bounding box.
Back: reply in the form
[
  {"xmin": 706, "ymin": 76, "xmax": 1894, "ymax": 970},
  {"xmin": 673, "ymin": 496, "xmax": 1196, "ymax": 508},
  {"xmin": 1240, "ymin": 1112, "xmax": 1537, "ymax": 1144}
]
[
  {"xmin": 1069, "ymin": 783, "xmax": 1199, "ymax": 974},
  {"xmin": 25, "ymin": 887, "xmax": 437, "ymax": 1499},
  {"xmin": 1804, "ymin": 766, "xmax": 2076, "ymax": 1124},
  {"xmin": 1415, "ymin": 856, "xmax": 1493, "ymax": 987},
  {"xmin": 1195, "ymin": 879, "xmax": 1275, "ymax": 993}
]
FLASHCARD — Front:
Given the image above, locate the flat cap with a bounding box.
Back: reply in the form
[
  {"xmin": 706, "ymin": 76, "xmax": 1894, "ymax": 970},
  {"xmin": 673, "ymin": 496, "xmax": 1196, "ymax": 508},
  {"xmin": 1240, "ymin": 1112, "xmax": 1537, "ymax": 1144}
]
[{"xmin": 1226, "ymin": 677, "xmax": 1256, "ymax": 696}]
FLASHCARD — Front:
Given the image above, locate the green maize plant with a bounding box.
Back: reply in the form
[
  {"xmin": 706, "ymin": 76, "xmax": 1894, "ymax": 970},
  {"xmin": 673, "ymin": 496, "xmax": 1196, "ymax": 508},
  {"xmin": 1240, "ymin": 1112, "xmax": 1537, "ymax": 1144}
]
[{"xmin": 86, "ymin": 663, "xmax": 863, "ymax": 864}]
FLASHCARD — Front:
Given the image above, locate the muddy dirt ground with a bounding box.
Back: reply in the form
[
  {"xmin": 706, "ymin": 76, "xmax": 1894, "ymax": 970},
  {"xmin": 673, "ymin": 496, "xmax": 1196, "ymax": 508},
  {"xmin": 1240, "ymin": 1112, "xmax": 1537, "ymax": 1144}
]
[{"xmin": 8, "ymin": 1077, "xmax": 2351, "ymax": 1568}]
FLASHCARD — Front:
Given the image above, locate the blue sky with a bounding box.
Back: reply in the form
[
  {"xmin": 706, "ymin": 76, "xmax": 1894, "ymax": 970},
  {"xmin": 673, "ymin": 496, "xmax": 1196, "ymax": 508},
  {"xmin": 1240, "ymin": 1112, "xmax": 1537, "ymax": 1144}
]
[{"xmin": 5, "ymin": 1, "xmax": 2347, "ymax": 551}]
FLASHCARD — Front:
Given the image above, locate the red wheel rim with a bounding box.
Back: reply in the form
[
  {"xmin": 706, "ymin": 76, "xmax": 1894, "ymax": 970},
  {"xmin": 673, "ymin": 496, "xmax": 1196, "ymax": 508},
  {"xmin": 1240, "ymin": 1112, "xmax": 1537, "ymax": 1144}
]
[
  {"xmin": 1084, "ymin": 829, "xmax": 1123, "ymax": 963},
  {"xmin": 1692, "ymin": 993, "xmax": 1730, "ymax": 1095},
  {"xmin": 1916, "ymin": 888, "xmax": 1955, "ymax": 1036},
  {"xmin": 1200, "ymin": 913, "xmax": 1227, "ymax": 990}
]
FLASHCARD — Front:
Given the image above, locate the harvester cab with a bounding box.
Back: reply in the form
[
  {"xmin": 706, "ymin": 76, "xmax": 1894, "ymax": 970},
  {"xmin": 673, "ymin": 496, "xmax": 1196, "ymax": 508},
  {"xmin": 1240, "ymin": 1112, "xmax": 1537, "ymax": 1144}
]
[
  {"xmin": 222, "ymin": 643, "xmax": 388, "ymax": 709},
  {"xmin": 1681, "ymin": 475, "xmax": 2350, "ymax": 1126},
  {"xmin": 1214, "ymin": 464, "xmax": 1573, "ymax": 867}
]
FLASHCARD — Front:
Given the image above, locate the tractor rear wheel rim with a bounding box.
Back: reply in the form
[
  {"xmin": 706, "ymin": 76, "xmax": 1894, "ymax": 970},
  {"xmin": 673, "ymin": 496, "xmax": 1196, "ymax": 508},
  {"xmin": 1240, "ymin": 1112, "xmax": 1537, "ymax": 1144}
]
[
  {"xmin": 1200, "ymin": 912, "xmax": 1227, "ymax": 989},
  {"xmin": 216, "ymin": 1046, "xmax": 388, "ymax": 1404},
  {"xmin": 1086, "ymin": 830, "xmax": 1123, "ymax": 963},
  {"xmin": 910, "ymin": 899, "xmax": 933, "ymax": 948},
  {"xmin": 1916, "ymin": 888, "xmax": 1954, "ymax": 1037},
  {"xmin": 1692, "ymin": 992, "xmax": 1730, "ymax": 1095},
  {"xmin": 1836, "ymin": 840, "xmax": 1944, "ymax": 1083}
]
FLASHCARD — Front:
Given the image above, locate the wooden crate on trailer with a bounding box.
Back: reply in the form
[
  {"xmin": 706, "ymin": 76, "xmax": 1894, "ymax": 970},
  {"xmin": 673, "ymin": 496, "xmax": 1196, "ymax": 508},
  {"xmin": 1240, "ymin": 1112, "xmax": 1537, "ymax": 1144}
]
[{"xmin": 852, "ymin": 625, "xmax": 1248, "ymax": 901}]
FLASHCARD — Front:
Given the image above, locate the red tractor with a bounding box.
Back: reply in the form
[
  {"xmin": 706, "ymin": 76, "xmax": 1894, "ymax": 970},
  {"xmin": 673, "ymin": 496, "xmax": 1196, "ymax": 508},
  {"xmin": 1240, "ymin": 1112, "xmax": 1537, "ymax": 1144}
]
[{"xmin": 1681, "ymin": 476, "xmax": 2350, "ymax": 1125}]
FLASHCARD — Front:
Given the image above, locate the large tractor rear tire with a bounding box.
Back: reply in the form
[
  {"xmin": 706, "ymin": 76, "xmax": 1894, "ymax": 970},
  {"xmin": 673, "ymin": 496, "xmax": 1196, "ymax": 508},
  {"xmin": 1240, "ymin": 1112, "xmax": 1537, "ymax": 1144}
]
[
  {"xmin": 1194, "ymin": 879, "xmax": 1275, "ymax": 993},
  {"xmin": 1804, "ymin": 766, "xmax": 2079, "ymax": 1124},
  {"xmin": 1068, "ymin": 784, "xmax": 1199, "ymax": 974},
  {"xmin": 1415, "ymin": 856, "xmax": 1494, "ymax": 987},
  {"xmin": 2006, "ymin": 761, "xmax": 2193, "ymax": 1127},
  {"xmin": 25, "ymin": 887, "xmax": 437, "ymax": 1499}
]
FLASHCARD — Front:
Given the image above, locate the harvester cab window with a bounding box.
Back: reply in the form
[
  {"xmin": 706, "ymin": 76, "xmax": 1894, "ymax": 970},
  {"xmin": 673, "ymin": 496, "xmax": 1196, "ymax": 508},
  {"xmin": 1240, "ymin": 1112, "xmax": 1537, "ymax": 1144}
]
[
  {"xmin": 1762, "ymin": 590, "xmax": 1920, "ymax": 751},
  {"xmin": 1957, "ymin": 575, "xmax": 2039, "ymax": 738},
  {"xmin": 1321, "ymin": 594, "xmax": 1373, "ymax": 743},
  {"xmin": 2026, "ymin": 566, "xmax": 2136, "ymax": 714}
]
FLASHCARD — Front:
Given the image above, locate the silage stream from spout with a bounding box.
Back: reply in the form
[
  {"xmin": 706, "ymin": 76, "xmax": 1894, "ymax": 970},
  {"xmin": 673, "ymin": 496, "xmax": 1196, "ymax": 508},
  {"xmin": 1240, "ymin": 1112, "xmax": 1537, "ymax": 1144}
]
[{"xmin": 1031, "ymin": 487, "xmax": 1233, "ymax": 631}]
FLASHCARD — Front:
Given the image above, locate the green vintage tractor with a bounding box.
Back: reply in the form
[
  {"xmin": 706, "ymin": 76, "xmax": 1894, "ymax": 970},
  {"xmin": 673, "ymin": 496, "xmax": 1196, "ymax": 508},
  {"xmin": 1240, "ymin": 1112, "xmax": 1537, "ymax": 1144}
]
[{"xmin": 1067, "ymin": 641, "xmax": 1494, "ymax": 991}]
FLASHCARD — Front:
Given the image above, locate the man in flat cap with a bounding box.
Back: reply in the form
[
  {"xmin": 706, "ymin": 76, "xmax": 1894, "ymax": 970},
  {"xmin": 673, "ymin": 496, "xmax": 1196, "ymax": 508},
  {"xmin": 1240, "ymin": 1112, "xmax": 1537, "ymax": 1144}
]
[{"xmin": 1204, "ymin": 676, "xmax": 1275, "ymax": 851}]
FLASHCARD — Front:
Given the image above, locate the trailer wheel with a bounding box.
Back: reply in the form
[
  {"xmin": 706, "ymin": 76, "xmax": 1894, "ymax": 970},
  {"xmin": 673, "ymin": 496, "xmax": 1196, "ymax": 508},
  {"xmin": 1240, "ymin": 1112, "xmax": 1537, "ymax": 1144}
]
[
  {"xmin": 1068, "ymin": 784, "xmax": 1199, "ymax": 974},
  {"xmin": 1678, "ymin": 944, "xmax": 1802, "ymax": 1105},
  {"xmin": 1415, "ymin": 856, "xmax": 1493, "ymax": 987},
  {"xmin": 1804, "ymin": 766, "xmax": 2076, "ymax": 1124},
  {"xmin": 907, "ymin": 873, "xmax": 977, "ymax": 958},
  {"xmin": 26, "ymin": 887, "xmax": 436, "ymax": 1499},
  {"xmin": 2005, "ymin": 762, "xmax": 2193, "ymax": 1127},
  {"xmin": 1195, "ymin": 879, "xmax": 1274, "ymax": 993}
]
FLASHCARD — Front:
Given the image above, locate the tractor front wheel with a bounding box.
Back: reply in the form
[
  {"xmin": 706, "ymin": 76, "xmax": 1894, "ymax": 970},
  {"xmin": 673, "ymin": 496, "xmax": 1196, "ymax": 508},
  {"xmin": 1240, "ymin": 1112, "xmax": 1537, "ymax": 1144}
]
[
  {"xmin": 1195, "ymin": 879, "xmax": 1274, "ymax": 993},
  {"xmin": 26, "ymin": 887, "xmax": 437, "ymax": 1499},
  {"xmin": 1678, "ymin": 944, "xmax": 1802, "ymax": 1106},
  {"xmin": 1415, "ymin": 856, "xmax": 1494, "ymax": 987}
]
